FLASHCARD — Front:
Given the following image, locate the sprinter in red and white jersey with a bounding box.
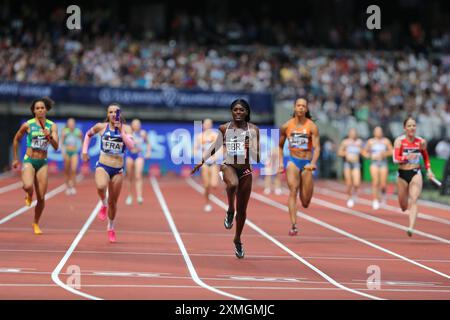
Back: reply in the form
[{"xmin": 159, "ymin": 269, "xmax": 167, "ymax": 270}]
[{"xmin": 393, "ymin": 116, "xmax": 436, "ymax": 237}]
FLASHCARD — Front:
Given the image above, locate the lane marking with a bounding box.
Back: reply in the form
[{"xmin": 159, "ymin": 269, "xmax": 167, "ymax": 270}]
[
  {"xmin": 1, "ymin": 284, "xmax": 450, "ymax": 294},
  {"xmin": 187, "ymin": 177, "xmax": 383, "ymax": 300},
  {"xmin": 2, "ymin": 269, "xmax": 448, "ymax": 289},
  {"xmin": 0, "ymin": 175, "xmax": 83, "ymax": 225},
  {"xmin": 0, "ymin": 184, "xmax": 66, "ymax": 225},
  {"xmin": 92, "ymin": 272, "xmax": 162, "ymax": 278},
  {"xmin": 0, "ymin": 268, "xmax": 22, "ymax": 273},
  {"xmin": 0, "ymin": 170, "xmax": 14, "ymax": 179},
  {"xmin": 51, "ymin": 201, "xmax": 102, "ymax": 300},
  {"xmin": 314, "ymin": 186, "xmax": 450, "ymax": 226},
  {"xmin": 322, "ymin": 180, "xmax": 450, "ymax": 212},
  {"xmin": 250, "ymin": 191, "xmax": 450, "ymax": 280},
  {"xmin": 0, "ymin": 182, "xmax": 22, "ymax": 194},
  {"xmin": 0, "ymin": 228, "xmax": 444, "ymax": 243},
  {"xmin": 308, "ymin": 188, "xmax": 450, "ymax": 244},
  {"xmin": 151, "ymin": 176, "xmax": 246, "ymax": 300}
]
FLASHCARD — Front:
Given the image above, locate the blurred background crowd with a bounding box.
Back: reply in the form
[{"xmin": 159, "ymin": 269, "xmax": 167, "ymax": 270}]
[{"xmin": 0, "ymin": 0, "xmax": 449, "ymax": 183}]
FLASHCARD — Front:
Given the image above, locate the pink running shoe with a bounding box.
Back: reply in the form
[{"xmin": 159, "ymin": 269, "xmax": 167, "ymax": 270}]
[
  {"xmin": 98, "ymin": 205, "xmax": 107, "ymax": 221},
  {"xmin": 108, "ymin": 229, "xmax": 116, "ymax": 243},
  {"xmin": 288, "ymin": 226, "xmax": 298, "ymax": 236}
]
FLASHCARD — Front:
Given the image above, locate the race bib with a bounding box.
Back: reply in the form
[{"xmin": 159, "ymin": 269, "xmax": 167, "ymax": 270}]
[
  {"xmin": 102, "ymin": 137, "xmax": 124, "ymax": 154},
  {"xmin": 226, "ymin": 139, "xmax": 246, "ymax": 157},
  {"xmin": 403, "ymin": 148, "xmax": 421, "ymax": 164},
  {"xmin": 31, "ymin": 136, "xmax": 48, "ymax": 150},
  {"xmin": 289, "ymin": 132, "xmax": 309, "ymax": 150}
]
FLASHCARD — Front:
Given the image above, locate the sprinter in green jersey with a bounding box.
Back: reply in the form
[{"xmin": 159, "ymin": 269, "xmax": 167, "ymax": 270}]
[
  {"xmin": 61, "ymin": 118, "xmax": 82, "ymax": 195},
  {"xmin": 12, "ymin": 97, "xmax": 59, "ymax": 235}
]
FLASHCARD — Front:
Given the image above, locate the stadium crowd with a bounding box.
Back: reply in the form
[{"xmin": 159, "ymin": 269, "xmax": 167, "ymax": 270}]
[{"xmin": 0, "ymin": 4, "xmax": 449, "ymax": 130}]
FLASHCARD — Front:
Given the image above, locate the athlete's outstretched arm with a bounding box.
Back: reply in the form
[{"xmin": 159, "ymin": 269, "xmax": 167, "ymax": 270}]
[
  {"xmin": 48, "ymin": 123, "xmax": 59, "ymax": 150},
  {"xmin": 420, "ymin": 139, "xmax": 434, "ymax": 179},
  {"xmin": 392, "ymin": 137, "xmax": 406, "ymax": 163},
  {"xmin": 191, "ymin": 124, "xmax": 224, "ymax": 174},
  {"xmin": 202, "ymin": 125, "xmax": 224, "ymax": 162},
  {"xmin": 306, "ymin": 123, "xmax": 320, "ymax": 170},
  {"xmin": 82, "ymin": 123, "xmax": 103, "ymax": 162},
  {"xmin": 12, "ymin": 122, "xmax": 29, "ymax": 168},
  {"xmin": 120, "ymin": 124, "xmax": 135, "ymax": 150}
]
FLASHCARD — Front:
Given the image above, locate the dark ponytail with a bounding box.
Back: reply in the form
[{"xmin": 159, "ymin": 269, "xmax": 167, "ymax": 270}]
[
  {"xmin": 305, "ymin": 110, "xmax": 312, "ymax": 119},
  {"xmin": 230, "ymin": 98, "xmax": 251, "ymax": 122}
]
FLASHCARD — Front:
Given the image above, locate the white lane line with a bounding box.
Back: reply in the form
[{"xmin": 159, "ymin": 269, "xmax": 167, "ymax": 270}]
[
  {"xmin": 2, "ymin": 248, "xmax": 450, "ymax": 263},
  {"xmin": 186, "ymin": 177, "xmax": 383, "ymax": 300},
  {"xmin": 1, "ymin": 283, "xmax": 450, "ymax": 293},
  {"xmin": 314, "ymin": 186, "xmax": 450, "ymax": 226},
  {"xmin": 0, "ymin": 227, "xmax": 445, "ymax": 243},
  {"xmin": 0, "ymin": 184, "xmax": 66, "ymax": 225},
  {"xmin": 3, "ymin": 269, "xmax": 449, "ymax": 289},
  {"xmin": 0, "ymin": 170, "xmax": 14, "ymax": 179},
  {"xmin": 251, "ymin": 191, "xmax": 450, "ymax": 280},
  {"xmin": 51, "ymin": 201, "xmax": 102, "ymax": 300},
  {"xmin": 150, "ymin": 176, "xmax": 246, "ymax": 300},
  {"xmin": 310, "ymin": 191, "xmax": 450, "ymax": 245},
  {"xmin": 418, "ymin": 199, "xmax": 450, "ymax": 211},
  {"xmin": 322, "ymin": 180, "xmax": 450, "ymax": 212},
  {"xmin": 0, "ymin": 174, "xmax": 83, "ymax": 225},
  {"xmin": 0, "ymin": 181, "xmax": 22, "ymax": 194}
]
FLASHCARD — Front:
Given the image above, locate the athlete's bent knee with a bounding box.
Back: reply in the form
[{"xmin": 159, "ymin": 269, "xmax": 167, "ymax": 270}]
[
  {"xmin": 301, "ymin": 200, "xmax": 311, "ymax": 208},
  {"xmin": 289, "ymin": 186, "xmax": 299, "ymax": 195}
]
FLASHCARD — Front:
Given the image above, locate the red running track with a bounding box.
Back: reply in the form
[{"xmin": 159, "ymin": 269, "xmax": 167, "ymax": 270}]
[{"xmin": 0, "ymin": 174, "xmax": 449, "ymax": 300}]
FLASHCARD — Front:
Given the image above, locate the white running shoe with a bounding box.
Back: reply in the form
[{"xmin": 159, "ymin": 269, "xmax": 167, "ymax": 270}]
[
  {"xmin": 125, "ymin": 195, "xmax": 133, "ymax": 205},
  {"xmin": 274, "ymin": 188, "xmax": 282, "ymax": 196},
  {"xmin": 372, "ymin": 200, "xmax": 380, "ymax": 210},
  {"xmin": 137, "ymin": 196, "xmax": 143, "ymax": 204},
  {"xmin": 263, "ymin": 188, "xmax": 271, "ymax": 195},
  {"xmin": 347, "ymin": 198, "xmax": 354, "ymax": 208},
  {"xmin": 204, "ymin": 204, "xmax": 212, "ymax": 212}
]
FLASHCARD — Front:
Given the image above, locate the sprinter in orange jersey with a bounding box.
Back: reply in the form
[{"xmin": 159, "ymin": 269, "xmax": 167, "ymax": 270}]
[{"xmin": 278, "ymin": 98, "xmax": 320, "ymax": 236}]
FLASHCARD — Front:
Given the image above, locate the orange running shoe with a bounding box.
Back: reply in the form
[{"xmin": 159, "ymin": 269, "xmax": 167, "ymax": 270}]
[
  {"xmin": 32, "ymin": 223, "xmax": 42, "ymax": 235},
  {"xmin": 25, "ymin": 194, "xmax": 32, "ymax": 207}
]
